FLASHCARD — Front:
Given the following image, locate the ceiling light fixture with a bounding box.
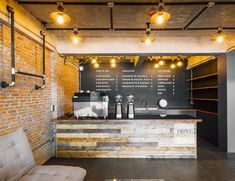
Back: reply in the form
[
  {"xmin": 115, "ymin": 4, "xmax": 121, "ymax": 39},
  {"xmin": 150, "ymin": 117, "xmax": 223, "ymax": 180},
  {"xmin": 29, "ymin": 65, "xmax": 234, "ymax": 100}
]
[
  {"xmin": 50, "ymin": 2, "xmax": 71, "ymax": 25},
  {"xmin": 154, "ymin": 63, "xmax": 160, "ymax": 68},
  {"xmin": 212, "ymin": 28, "xmax": 227, "ymax": 43},
  {"xmin": 170, "ymin": 63, "xmax": 176, "ymax": 69},
  {"xmin": 141, "ymin": 22, "xmax": 155, "ymax": 45},
  {"xmin": 94, "ymin": 63, "xmax": 100, "ymax": 69},
  {"xmin": 71, "ymin": 28, "xmax": 82, "ymax": 44},
  {"xmin": 159, "ymin": 60, "xmax": 165, "ymax": 66},
  {"xmin": 148, "ymin": 0, "xmax": 170, "ymax": 25},
  {"xmin": 170, "ymin": 59, "xmax": 176, "ymax": 69},
  {"xmin": 111, "ymin": 63, "xmax": 116, "ymax": 68},
  {"xmin": 177, "ymin": 60, "xmax": 183, "ymax": 67},
  {"xmin": 91, "ymin": 57, "xmax": 97, "ymax": 64},
  {"xmin": 110, "ymin": 57, "xmax": 116, "ymax": 64}
]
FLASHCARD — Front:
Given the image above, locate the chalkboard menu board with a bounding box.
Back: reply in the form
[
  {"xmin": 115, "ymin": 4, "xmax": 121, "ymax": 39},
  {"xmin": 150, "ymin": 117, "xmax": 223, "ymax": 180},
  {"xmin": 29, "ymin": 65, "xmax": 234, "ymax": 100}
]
[{"xmin": 80, "ymin": 62, "xmax": 191, "ymax": 109}]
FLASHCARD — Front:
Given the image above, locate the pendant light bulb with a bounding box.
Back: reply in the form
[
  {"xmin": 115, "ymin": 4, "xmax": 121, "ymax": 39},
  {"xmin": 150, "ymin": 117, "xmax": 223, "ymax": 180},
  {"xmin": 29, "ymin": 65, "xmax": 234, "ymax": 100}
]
[
  {"xmin": 156, "ymin": 13, "xmax": 164, "ymax": 24},
  {"xmin": 177, "ymin": 61, "xmax": 183, "ymax": 67},
  {"xmin": 170, "ymin": 63, "xmax": 176, "ymax": 69},
  {"xmin": 110, "ymin": 58, "xmax": 116, "ymax": 64},
  {"xmin": 154, "ymin": 63, "xmax": 160, "ymax": 68},
  {"xmin": 212, "ymin": 28, "xmax": 227, "ymax": 43},
  {"xmin": 71, "ymin": 29, "xmax": 82, "ymax": 44},
  {"xmin": 91, "ymin": 57, "xmax": 97, "ymax": 64},
  {"xmin": 141, "ymin": 22, "xmax": 155, "ymax": 45},
  {"xmin": 111, "ymin": 63, "xmax": 116, "ymax": 68},
  {"xmin": 94, "ymin": 63, "xmax": 100, "ymax": 69},
  {"xmin": 145, "ymin": 36, "xmax": 152, "ymax": 45},
  {"xmin": 148, "ymin": 1, "xmax": 170, "ymax": 25},
  {"xmin": 216, "ymin": 35, "xmax": 224, "ymax": 43},
  {"xmin": 50, "ymin": 2, "xmax": 71, "ymax": 25},
  {"xmin": 73, "ymin": 36, "xmax": 79, "ymax": 44},
  {"xmin": 159, "ymin": 60, "xmax": 165, "ymax": 65},
  {"xmin": 57, "ymin": 13, "xmax": 64, "ymax": 24}
]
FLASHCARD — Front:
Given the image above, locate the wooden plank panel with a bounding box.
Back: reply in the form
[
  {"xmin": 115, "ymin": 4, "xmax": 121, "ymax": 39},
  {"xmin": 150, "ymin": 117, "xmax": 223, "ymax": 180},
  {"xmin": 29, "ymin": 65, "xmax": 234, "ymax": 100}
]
[{"xmin": 55, "ymin": 119, "xmax": 197, "ymax": 158}]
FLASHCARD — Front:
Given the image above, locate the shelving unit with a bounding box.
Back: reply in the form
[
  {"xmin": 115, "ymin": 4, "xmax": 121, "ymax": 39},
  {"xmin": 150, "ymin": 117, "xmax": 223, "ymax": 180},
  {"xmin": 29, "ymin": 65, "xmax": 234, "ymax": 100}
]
[
  {"xmin": 187, "ymin": 98, "xmax": 218, "ymax": 101},
  {"xmin": 187, "ymin": 58, "xmax": 218, "ymax": 145},
  {"xmin": 186, "ymin": 86, "xmax": 218, "ymax": 91},
  {"xmin": 197, "ymin": 109, "xmax": 218, "ymax": 116},
  {"xmin": 186, "ymin": 73, "xmax": 218, "ymax": 81}
]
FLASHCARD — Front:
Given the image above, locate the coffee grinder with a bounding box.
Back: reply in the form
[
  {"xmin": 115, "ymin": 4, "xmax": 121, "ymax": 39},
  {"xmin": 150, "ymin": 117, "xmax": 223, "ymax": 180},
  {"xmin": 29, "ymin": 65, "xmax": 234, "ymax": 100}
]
[
  {"xmin": 127, "ymin": 95, "xmax": 135, "ymax": 119},
  {"xmin": 115, "ymin": 94, "xmax": 123, "ymax": 119}
]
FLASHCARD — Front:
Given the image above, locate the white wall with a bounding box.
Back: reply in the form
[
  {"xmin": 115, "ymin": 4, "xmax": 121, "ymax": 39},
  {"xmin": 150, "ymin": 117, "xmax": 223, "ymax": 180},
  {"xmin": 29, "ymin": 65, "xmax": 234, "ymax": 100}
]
[{"xmin": 57, "ymin": 36, "xmax": 230, "ymax": 55}]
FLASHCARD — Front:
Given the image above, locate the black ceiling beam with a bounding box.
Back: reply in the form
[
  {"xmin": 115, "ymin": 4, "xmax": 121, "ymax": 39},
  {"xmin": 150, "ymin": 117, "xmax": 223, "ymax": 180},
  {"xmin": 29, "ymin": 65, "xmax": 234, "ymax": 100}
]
[
  {"xmin": 17, "ymin": 1, "xmax": 235, "ymax": 6},
  {"xmin": 108, "ymin": 3, "xmax": 114, "ymax": 30},
  {"xmin": 183, "ymin": 6, "xmax": 209, "ymax": 30},
  {"xmin": 46, "ymin": 27, "xmax": 235, "ymax": 31},
  {"xmin": 46, "ymin": 28, "xmax": 110, "ymax": 31}
]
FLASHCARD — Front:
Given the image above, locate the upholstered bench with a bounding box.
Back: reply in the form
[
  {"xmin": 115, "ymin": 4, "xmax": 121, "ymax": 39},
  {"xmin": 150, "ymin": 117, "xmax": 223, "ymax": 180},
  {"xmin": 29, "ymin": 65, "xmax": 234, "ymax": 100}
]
[{"xmin": 0, "ymin": 128, "xmax": 86, "ymax": 181}]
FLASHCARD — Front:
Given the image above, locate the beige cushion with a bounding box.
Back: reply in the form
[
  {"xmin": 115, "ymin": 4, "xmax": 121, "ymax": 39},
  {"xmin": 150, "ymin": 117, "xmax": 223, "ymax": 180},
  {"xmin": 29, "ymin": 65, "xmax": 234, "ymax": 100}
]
[
  {"xmin": 0, "ymin": 128, "xmax": 87, "ymax": 181},
  {"xmin": 19, "ymin": 165, "xmax": 87, "ymax": 181},
  {"xmin": 0, "ymin": 128, "xmax": 36, "ymax": 181}
]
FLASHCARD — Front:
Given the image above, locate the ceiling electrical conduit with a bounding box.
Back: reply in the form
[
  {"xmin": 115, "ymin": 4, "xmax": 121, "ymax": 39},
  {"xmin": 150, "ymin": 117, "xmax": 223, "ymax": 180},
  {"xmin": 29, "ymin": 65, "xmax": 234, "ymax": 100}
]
[{"xmin": 0, "ymin": 6, "xmax": 46, "ymax": 90}]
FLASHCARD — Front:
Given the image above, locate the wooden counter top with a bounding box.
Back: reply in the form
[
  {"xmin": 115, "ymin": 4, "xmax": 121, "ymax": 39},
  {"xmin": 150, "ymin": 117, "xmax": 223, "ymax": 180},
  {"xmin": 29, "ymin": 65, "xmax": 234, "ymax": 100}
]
[{"xmin": 53, "ymin": 115, "xmax": 202, "ymax": 124}]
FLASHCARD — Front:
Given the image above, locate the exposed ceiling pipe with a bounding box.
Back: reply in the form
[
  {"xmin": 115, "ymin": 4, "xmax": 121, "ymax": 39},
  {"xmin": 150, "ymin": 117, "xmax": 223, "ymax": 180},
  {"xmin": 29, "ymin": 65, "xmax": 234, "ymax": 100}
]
[
  {"xmin": 183, "ymin": 2, "xmax": 215, "ymax": 30},
  {"xmin": 46, "ymin": 27, "xmax": 235, "ymax": 31},
  {"xmin": 17, "ymin": 1, "xmax": 235, "ymax": 6},
  {"xmin": 108, "ymin": 2, "xmax": 114, "ymax": 31},
  {"xmin": 1, "ymin": 6, "xmax": 16, "ymax": 88}
]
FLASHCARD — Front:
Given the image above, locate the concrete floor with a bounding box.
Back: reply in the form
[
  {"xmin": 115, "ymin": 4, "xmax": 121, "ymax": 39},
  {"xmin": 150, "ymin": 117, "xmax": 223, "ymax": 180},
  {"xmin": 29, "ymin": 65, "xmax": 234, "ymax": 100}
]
[{"xmin": 45, "ymin": 139, "xmax": 235, "ymax": 181}]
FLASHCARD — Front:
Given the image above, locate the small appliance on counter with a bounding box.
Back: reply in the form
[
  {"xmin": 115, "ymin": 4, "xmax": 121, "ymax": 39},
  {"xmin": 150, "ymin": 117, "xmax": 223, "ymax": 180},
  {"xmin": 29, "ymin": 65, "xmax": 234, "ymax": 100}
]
[
  {"xmin": 72, "ymin": 91, "xmax": 109, "ymax": 119},
  {"xmin": 115, "ymin": 94, "xmax": 123, "ymax": 119},
  {"xmin": 158, "ymin": 98, "xmax": 168, "ymax": 117},
  {"xmin": 127, "ymin": 95, "xmax": 135, "ymax": 119}
]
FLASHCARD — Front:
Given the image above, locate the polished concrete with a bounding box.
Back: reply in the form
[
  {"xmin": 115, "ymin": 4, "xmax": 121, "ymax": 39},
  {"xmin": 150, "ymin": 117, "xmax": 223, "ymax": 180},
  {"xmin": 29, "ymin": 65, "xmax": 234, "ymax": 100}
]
[{"xmin": 45, "ymin": 139, "xmax": 235, "ymax": 181}]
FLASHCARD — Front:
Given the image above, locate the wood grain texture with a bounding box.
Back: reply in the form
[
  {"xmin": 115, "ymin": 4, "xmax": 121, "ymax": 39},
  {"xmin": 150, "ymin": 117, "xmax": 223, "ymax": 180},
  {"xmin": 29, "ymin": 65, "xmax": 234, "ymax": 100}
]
[{"xmin": 55, "ymin": 118, "xmax": 199, "ymax": 158}]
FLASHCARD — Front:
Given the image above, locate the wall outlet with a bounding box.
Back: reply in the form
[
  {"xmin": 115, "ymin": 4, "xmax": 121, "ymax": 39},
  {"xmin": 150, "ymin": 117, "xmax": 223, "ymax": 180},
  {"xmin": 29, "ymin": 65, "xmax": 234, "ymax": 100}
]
[{"xmin": 51, "ymin": 105, "xmax": 55, "ymax": 112}]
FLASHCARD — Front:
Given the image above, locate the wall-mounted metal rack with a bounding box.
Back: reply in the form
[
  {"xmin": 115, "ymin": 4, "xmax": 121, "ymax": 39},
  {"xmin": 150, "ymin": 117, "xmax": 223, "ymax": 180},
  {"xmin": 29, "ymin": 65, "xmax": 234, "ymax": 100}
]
[{"xmin": 0, "ymin": 6, "xmax": 46, "ymax": 89}]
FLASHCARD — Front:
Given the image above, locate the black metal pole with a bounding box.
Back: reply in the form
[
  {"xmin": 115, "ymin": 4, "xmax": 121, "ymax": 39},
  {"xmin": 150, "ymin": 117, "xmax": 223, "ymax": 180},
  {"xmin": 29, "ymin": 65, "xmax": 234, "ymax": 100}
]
[
  {"xmin": 16, "ymin": 71, "xmax": 44, "ymax": 78},
  {"xmin": 1, "ymin": 6, "xmax": 15, "ymax": 88},
  {"xmin": 9, "ymin": 6, "xmax": 15, "ymax": 85},
  {"xmin": 17, "ymin": 1, "xmax": 235, "ymax": 6},
  {"xmin": 46, "ymin": 27, "xmax": 235, "ymax": 31},
  {"xmin": 109, "ymin": 6, "xmax": 114, "ymax": 30},
  {"xmin": 183, "ymin": 6, "xmax": 209, "ymax": 30},
  {"xmin": 35, "ymin": 31, "xmax": 46, "ymax": 89},
  {"xmin": 42, "ymin": 31, "xmax": 45, "ymax": 86}
]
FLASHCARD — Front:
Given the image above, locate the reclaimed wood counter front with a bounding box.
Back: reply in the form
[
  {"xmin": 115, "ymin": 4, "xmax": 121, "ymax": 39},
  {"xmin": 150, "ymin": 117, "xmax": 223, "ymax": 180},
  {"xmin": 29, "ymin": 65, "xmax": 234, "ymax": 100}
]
[{"xmin": 54, "ymin": 116, "xmax": 202, "ymax": 159}]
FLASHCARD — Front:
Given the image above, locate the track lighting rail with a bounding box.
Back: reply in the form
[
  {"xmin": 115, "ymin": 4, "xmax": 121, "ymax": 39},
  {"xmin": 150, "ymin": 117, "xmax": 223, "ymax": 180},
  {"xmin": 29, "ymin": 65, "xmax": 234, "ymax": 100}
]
[{"xmin": 17, "ymin": 1, "xmax": 235, "ymax": 6}]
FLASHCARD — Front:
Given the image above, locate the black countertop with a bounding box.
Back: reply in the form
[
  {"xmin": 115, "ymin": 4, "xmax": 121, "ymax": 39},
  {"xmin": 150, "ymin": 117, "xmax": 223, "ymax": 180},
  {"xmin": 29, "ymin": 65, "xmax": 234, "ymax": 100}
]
[{"xmin": 55, "ymin": 114, "xmax": 198, "ymax": 121}]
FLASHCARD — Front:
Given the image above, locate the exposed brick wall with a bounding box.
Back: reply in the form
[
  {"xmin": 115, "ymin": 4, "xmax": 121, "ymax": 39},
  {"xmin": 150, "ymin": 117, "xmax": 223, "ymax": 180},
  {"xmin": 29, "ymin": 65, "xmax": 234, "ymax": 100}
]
[
  {"xmin": 64, "ymin": 63, "xmax": 79, "ymax": 114},
  {"xmin": 0, "ymin": 23, "xmax": 78, "ymax": 164}
]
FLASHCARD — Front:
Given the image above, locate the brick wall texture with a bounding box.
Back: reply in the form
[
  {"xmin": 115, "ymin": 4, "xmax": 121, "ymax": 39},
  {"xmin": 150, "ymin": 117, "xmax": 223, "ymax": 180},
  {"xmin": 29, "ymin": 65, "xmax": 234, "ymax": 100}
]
[{"xmin": 0, "ymin": 23, "xmax": 79, "ymax": 164}]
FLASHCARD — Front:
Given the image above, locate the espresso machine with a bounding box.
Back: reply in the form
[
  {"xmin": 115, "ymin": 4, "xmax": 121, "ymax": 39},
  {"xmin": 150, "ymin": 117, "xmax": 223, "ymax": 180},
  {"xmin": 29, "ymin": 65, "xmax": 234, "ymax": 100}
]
[
  {"xmin": 127, "ymin": 95, "xmax": 135, "ymax": 119},
  {"xmin": 115, "ymin": 94, "xmax": 123, "ymax": 119}
]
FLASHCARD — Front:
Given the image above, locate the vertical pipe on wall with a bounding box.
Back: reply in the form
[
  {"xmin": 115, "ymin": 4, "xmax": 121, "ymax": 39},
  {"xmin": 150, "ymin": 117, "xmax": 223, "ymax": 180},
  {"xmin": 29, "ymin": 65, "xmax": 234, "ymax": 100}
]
[
  {"xmin": 35, "ymin": 31, "xmax": 46, "ymax": 89},
  {"xmin": 1, "ymin": 6, "xmax": 16, "ymax": 88}
]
